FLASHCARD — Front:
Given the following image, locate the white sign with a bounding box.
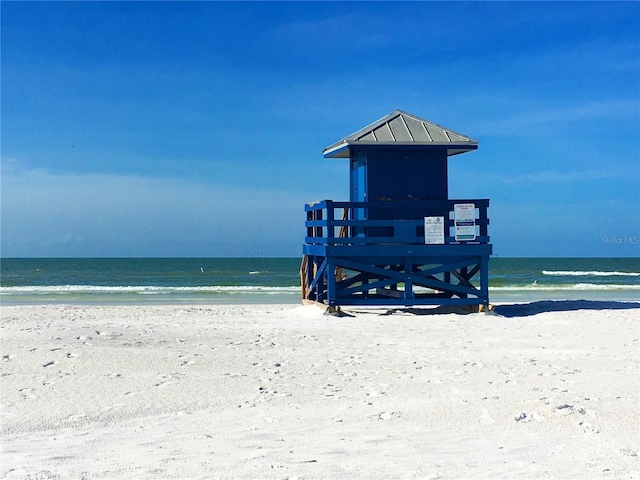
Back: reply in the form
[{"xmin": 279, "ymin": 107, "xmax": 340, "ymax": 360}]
[
  {"xmin": 454, "ymin": 203, "xmax": 476, "ymax": 241},
  {"xmin": 454, "ymin": 203, "xmax": 476, "ymax": 222},
  {"xmin": 455, "ymin": 225, "xmax": 476, "ymax": 241},
  {"xmin": 424, "ymin": 216, "xmax": 445, "ymax": 244}
]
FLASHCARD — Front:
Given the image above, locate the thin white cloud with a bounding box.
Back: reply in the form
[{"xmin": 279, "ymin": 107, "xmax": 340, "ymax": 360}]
[
  {"xmin": 0, "ymin": 159, "xmax": 310, "ymax": 257},
  {"xmin": 499, "ymin": 169, "xmax": 631, "ymax": 184},
  {"xmin": 462, "ymin": 98, "xmax": 639, "ymax": 138},
  {"xmin": 274, "ymin": 12, "xmax": 388, "ymax": 49}
]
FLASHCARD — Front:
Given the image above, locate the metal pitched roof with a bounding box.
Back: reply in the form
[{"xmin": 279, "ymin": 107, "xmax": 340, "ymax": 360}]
[{"xmin": 323, "ymin": 110, "xmax": 478, "ymax": 158}]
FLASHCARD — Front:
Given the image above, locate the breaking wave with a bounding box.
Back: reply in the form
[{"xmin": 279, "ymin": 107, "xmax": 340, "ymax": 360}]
[
  {"xmin": 542, "ymin": 270, "xmax": 640, "ymax": 277},
  {"xmin": 491, "ymin": 283, "xmax": 640, "ymax": 291},
  {"xmin": 0, "ymin": 285, "xmax": 301, "ymax": 296}
]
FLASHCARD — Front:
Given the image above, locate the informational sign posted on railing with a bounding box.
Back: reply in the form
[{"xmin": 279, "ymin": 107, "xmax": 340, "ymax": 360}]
[
  {"xmin": 424, "ymin": 216, "xmax": 445, "ymax": 244},
  {"xmin": 454, "ymin": 203, "xmax": 476, "ymax": 241}
]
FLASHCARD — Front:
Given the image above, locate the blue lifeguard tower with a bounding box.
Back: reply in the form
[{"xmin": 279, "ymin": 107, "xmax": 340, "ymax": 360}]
[{"xmin": 301, "ymin": 110, "xmax": 492, "ymax": 311}]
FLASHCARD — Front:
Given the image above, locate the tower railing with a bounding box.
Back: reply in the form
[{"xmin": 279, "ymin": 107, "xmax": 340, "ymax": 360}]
[{"xmin": 305, "ymin": 199, "xmax": 490, "ymax": 246}]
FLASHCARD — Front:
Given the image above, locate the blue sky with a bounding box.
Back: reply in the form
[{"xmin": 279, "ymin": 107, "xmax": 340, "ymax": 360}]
[{"xmin": 2, "ymin": 1, "xmax": 639, "ymax": 258}]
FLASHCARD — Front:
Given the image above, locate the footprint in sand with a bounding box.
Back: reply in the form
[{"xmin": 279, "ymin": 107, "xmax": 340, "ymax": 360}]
[
  {"xmin": 101, "ymin": 403, "xmax": 124, "ymax": 412},
  {"xmin": 67, "ymin": 413, "xmax": 87, "ymax": 422},
  {"xmin": 366, "ymin": 411, "xmax": 401, "ymax": 421},
  {"xmin": 580, "ymin": 421, "xmax": 600, "ymax": 434},
  {"xmin": 554, "ymin": 404, "xmax": 574, "ymax": 415},
  {"xmin": 19, "ymin": 388, "xmax": 36, "ymax": 401}
]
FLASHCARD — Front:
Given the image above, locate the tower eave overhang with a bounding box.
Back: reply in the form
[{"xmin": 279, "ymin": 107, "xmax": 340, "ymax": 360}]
[{"xmin": 323, "ymin": 141, "xmax": 478, "ymax": 158}]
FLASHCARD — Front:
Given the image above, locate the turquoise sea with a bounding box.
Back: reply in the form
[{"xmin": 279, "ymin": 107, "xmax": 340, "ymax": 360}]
[{"xmin": 1, "ymin": 257, "xmax": 639, "ymax": 305}]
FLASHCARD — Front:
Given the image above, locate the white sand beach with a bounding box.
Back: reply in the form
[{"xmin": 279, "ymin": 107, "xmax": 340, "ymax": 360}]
[{"xmin": 1, "ymin": 302, "xmax": 639, "ymax": 479}]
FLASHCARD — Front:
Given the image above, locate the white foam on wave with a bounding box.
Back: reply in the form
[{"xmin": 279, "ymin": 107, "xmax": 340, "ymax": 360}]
[
  {"xmin": 414, "ymin": 283, "xmax": 640, "ymax": 293},
  {"xmin": 0, "ymin": 285, "xmax": 301, "ymax": 295},
  {"xmin": 3, "ymin": 283, "xmax": 639, "ymax": 295},
  {"xmin": 542, "ymin": 270, "xmax": 640, "ymax": 277},
  {"xmin": 491, "ymin": 283, "xmax": 640, "ymax": 291}
]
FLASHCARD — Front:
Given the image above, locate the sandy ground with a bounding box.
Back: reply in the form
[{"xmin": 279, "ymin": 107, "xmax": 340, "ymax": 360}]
[{"xmin": 1, "ymin": 302, "xmax": 639, "ymax": 479}]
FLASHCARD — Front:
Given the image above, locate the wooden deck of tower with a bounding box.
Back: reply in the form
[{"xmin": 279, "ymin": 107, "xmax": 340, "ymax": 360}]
[{"xmin": 302, "ymin": 110, "xmax": 492, "ymax": 309}]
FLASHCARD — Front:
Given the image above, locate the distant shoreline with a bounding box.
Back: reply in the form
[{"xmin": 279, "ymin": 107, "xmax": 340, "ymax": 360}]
[{"xmin": 2, "ymin": 257, "xmax": 639, "ymax": 305}]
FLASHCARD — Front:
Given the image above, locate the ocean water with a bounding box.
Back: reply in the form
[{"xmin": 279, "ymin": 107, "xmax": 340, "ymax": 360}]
[{"xmin": 1, "ymin": 257, "xmax": 639, "ymax": 305}]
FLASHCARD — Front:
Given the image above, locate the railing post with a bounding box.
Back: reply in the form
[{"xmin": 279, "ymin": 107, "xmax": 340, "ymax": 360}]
[
  {"xmin": 306, "ymin": 207, "xmax": 313, "ymax": 239},
  {"xmin": 326, "ymin": 200, "xmax": 334, "ymax": 242},
  {"xmin": 314, "ymin": 209, "xmax": 323, "ymax": 239}
]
